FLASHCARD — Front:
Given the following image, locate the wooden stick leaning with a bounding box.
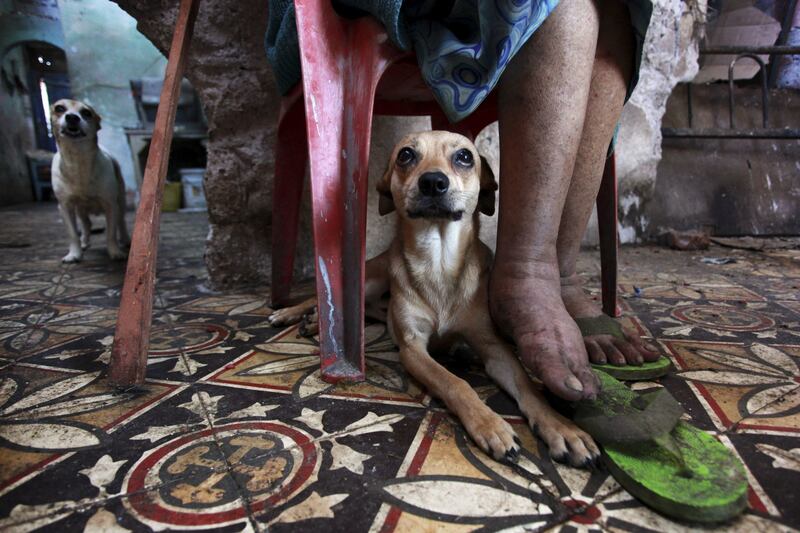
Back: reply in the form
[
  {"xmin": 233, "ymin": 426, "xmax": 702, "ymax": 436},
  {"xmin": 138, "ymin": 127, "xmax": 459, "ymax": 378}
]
[{"xmin": 108, "ymin": 0, "xmax": 200, "ymax": 387}]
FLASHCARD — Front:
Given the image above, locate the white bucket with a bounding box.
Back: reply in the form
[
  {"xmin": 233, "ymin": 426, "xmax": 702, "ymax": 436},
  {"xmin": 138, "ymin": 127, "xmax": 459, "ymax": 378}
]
[{"xmin": 179, "ymin": 168, "xmax": 206, "ymax": 210}]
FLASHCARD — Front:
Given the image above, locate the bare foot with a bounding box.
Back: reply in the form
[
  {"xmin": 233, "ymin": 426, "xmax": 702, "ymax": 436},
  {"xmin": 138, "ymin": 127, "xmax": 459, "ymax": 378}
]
[
  {"xmin": 489, "ymin": 261, "xmax": 599, "ymax": 402},
  {"xmin": 561, "ymin": 275, "xmax": 659, "ymax": 366}
]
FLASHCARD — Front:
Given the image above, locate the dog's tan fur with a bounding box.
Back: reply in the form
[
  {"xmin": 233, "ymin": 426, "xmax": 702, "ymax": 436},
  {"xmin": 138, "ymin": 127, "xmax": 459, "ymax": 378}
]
[
  {"xmin": 269, "ymin": 131, "xmax": 599, "ymax": 465},
  {"xmin": 51, "ymin": 99, "xmax": 129, "ymax": 263}
]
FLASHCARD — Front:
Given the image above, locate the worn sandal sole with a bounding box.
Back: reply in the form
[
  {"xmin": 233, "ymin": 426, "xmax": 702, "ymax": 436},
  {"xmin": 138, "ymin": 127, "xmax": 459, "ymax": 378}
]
[
  {"xmin": 575, "ymin": 371, "xmax": 748, "ymax": 523},
  {"xmin": 575, "ymin": 315, "xmax": 673, "ymax": 380}
]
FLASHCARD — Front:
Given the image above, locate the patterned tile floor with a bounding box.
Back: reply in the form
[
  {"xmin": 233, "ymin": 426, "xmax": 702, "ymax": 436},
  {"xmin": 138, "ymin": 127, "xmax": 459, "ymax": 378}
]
[{"xmin": 0, "ymin": 203, "xmax": 799, "ymax": 532}]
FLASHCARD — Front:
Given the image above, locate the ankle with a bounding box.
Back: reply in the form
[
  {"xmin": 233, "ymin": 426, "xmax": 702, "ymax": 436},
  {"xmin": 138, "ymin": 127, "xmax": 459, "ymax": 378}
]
[
  {"xmin": 492, "ymin": 255, "xmax": 561, "ymax": 283},
  {"xmin": 560, "ymin": 273, "xmax": 583, "ymax": 287}
]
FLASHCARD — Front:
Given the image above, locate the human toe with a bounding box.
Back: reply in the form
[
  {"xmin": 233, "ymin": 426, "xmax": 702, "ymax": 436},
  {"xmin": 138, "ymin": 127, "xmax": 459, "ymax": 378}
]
[
  {"xmin": 613, "ymin": 338, "xmax": 644, "ymax": 365},
  {"xmin": 586, "ymin": 339, "xmax": 607, "ymax": 364},
  {"xmin": 597, "ymin": 338, "xmax": 626, "ymax": 366}
]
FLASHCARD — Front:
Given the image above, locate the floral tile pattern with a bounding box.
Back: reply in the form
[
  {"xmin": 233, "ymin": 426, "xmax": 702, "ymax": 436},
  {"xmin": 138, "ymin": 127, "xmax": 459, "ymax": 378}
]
[
  {"xmin": 0, "ymin": 204, "xmax": 799, "ymax": 531},
  {"xmin": 664, "ymin": 340, "xmax": 800, "ymax": 434},
  {"xmin": 208, "ymin": 324, "xmax": 429, "ymax": 406}
]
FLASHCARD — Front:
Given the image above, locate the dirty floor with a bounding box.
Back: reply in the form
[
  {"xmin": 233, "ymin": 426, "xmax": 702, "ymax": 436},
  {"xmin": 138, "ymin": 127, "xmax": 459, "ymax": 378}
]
[{"xmin": 0, "ymin": 203, "xmax": 799, "ymax": 532}]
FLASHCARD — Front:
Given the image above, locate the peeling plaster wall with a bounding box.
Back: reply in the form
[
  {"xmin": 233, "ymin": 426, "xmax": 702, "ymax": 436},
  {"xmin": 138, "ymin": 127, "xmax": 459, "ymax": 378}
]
[{"xmin": 611, "ymin": 0, "xmax": 706, "ymax": 243}]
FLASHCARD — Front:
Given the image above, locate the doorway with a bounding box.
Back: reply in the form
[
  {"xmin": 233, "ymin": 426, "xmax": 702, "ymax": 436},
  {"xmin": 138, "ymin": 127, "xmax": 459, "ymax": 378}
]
[{"xmin": 24, "ymin": 41, "xmax": 71, "ymax": 152}]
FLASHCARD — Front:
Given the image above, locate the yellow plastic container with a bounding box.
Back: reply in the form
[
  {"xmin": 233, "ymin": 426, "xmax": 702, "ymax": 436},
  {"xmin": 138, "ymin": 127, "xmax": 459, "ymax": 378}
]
[{"xmin": 162, "ymin": 181, "xmax": 182, "ymax": 212}]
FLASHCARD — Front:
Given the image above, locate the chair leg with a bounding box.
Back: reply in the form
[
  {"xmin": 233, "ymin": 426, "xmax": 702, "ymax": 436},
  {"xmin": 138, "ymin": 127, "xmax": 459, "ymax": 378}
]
[
  {"xmin": 597, "ymin": 152, "xmax": 621, "ymax": 318},
  {"xmin": 108, "ymin": 0, "xmax": 199, "ymax": 387},
  {"xmin": 270, "ymin": 95, "xmax": 307, "ymax": 308},
  {"xmin": 295, "ymin": 3, "xmax": 402, "ymax": 382}
]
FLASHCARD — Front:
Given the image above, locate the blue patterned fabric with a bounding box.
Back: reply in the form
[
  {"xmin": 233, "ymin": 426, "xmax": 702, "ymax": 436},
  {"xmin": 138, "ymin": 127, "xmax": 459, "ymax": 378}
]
[
  {"xmin": 405, "ymin": 0, "xmax": 559, "ymax": 122},
  {"xmin": 265, "ymin": 0, "xmax": 653, "ymax": 123}
]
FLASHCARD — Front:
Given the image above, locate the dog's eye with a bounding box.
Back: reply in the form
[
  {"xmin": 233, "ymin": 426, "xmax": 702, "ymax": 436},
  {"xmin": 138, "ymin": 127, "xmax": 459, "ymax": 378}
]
[
  {"xmin": 54, "ymin": 105, "xmax": 66, "ymax": 113},
  {"xmin": 396, "ymin": 147, "xmax": 416, "ymax": 167},
  {"xmin": 79, "ymin": 109, "xmax": 93, "ymax": 119},
  {"xmin": 453, "ymin": 149, "xmax": 474, "ymax": 168}
]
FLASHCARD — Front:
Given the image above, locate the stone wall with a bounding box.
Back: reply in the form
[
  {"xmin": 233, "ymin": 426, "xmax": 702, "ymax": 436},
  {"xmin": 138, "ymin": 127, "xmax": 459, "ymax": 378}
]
[{"xmin": 112, "ymin": 0, "xmax": 280, "ymax": 287}]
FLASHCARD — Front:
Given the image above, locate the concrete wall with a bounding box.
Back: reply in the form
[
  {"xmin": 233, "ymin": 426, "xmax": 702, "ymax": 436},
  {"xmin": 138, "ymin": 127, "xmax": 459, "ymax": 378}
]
[
  {"xmin": 57, "ymin": 0, "xmax": 167, "ymax": 196},
  {"xmin": 650, "ymin": 84, "xmax": 800, "ymax": 236}
]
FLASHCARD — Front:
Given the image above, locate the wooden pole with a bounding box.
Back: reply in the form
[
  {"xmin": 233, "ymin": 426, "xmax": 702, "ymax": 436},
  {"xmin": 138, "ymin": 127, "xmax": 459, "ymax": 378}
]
[{"xmin": 108, "ymin": 0, "xmax": 200, "ymax": 387}]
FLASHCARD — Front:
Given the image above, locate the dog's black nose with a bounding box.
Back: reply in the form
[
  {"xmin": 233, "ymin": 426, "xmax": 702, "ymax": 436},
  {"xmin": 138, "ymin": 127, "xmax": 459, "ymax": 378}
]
[
  {"xmin": 65, "ymin": 113, "xmax": 80, "ymax": 125},
  {"xmin": 418, "ymin": 172, "xmax": 449, "ymax": 197}
]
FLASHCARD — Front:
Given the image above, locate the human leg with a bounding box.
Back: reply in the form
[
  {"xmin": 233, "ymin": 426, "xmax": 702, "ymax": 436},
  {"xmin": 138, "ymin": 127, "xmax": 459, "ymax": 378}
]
[
  {"xmin": 490, "ymin": 0, "xmax": 601, "ymax": 401},
  {"xmin": 556, "ymin": 0, "xmax": 659, "ymax": 365}
]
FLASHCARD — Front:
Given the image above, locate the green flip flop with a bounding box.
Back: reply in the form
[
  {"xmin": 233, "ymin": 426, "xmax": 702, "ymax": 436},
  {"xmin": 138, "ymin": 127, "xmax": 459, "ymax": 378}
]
[
  {"xmin": 574, "ymin": 315, "xmax": 673, "ymax": 380},
  {"xmin": 574, "ymin": 371, "xmax": 748, "ymax": 523}
]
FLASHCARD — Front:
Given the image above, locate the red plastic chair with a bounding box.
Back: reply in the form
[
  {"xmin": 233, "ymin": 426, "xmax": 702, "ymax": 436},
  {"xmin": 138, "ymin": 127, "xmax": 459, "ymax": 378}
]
[{"xmin": 270, "ymin": 0, "xmax": 621, "ymax": 383}]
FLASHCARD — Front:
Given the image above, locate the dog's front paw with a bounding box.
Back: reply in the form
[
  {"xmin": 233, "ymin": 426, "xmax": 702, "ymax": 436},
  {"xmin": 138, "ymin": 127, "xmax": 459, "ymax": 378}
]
[
  {"xmin": 108, "ymin": 248, "xmax": 128, "ymax": 261},
  {"xmin": 62, "ymin": 252, "xmax": 82, "ymax": 263},
  {"xmin": 532, "ymin": 416, "xmax": 600, "ymax": 468},
  {"xmin": 463, "ymin": 406, "xmax": 520, "ymax": 462},
  {"xmin": 299, "ymin": 309, "xmax": 319, "ymax": 337},
  {"xmin": 268, "ymin": 307, "xmax": 305, "ymax": 327}
]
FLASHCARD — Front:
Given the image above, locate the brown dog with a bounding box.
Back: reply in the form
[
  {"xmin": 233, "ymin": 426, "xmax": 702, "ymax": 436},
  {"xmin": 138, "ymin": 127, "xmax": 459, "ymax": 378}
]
[{"xmin": 269, "ymin": 131, "xmax": 599, "ymax": 465}]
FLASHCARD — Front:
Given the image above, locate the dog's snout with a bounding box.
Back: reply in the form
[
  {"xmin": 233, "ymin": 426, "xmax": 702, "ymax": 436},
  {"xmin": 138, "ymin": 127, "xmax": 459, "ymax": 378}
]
[
  {"xmin": 65, "ymin": 113, "xmax": 80, "ymax": 126},
  {"xmin": 418, "ymin": 172, "xmax": 450, "ymax": 197}
]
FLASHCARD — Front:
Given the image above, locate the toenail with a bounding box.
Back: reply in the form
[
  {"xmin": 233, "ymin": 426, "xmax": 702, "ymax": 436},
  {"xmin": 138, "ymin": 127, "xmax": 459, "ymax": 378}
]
[
  {"xmin": 513, "ymin": 435, "xmax": 521, "ymax": 445},
  {"xmin": 565, "ymin": 376, "xmax": 583, "ymax": 392},
  {"xmin": 554, "ymin": 453, "xmax": 569, "ymax": 464}
]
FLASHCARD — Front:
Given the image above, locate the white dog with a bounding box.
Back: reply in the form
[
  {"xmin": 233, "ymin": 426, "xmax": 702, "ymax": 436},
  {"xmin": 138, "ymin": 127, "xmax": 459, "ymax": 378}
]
[{"xmin": 50, "ymin": 99, "xmax": 129, "ymax": 263}]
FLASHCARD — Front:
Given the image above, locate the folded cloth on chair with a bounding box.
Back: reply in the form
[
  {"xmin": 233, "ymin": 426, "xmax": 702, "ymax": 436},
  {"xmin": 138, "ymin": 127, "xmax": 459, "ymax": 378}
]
[{"xmin": 265, "ymin": 0, "xmax": 653, "ymax": 123}]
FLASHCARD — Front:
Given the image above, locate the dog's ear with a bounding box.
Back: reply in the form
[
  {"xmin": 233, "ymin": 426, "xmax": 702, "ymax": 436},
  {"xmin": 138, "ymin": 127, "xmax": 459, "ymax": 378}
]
[
  {"xmin": 376, "ymin": 159, "xmax": 395, "ymax": 216},
  {"xmin": 91, "ymin": 107, "xmax": 102, "ymax": 131},
  {"xmin": 478, "ymin": 156, "xmax": 498, "ymax": 216}
]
